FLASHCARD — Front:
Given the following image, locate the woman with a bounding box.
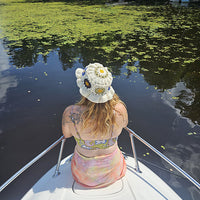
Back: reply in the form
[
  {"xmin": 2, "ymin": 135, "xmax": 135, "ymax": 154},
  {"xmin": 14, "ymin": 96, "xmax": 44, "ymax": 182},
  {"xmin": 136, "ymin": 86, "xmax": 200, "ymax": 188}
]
[{"xmin": 62, "ymin": 63, "xmax": 128, "ymax": 188}]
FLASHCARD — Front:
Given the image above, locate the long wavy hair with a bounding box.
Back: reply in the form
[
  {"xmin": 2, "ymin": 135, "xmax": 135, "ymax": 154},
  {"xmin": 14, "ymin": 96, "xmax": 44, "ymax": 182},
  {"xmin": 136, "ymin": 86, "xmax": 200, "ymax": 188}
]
[{"xmin": 76, "ymin": 94, "xmax": 126, "ymax": 137}]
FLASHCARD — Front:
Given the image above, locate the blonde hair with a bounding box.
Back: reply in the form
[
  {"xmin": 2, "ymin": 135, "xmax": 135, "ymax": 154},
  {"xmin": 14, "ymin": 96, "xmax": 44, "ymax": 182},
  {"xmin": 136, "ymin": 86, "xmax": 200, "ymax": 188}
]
[{"xmin": 76, "ymin": 94, "xmax": 126, "ymax": 137}]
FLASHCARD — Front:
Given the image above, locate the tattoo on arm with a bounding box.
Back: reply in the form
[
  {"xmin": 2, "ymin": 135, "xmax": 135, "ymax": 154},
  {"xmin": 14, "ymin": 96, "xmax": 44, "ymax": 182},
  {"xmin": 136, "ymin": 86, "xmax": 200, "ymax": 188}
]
[
  {"xmin": 69, "ymin": 112, "xmax": 81, "ymax": 124},
  {"xmin": 62, "ymin": 107, "xmax": 82, "ymax": 126},
  {"xmin": 62, "ymin": 111, "xmax": 71, "ymax": 126}
]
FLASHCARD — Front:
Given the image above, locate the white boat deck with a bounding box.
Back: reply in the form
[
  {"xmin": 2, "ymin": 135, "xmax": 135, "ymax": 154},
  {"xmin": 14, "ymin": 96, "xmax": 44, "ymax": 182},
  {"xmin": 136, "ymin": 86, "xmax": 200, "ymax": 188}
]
[{"xmin": 22, "ymin": 154, "xmax": 182, "ymax": 200}]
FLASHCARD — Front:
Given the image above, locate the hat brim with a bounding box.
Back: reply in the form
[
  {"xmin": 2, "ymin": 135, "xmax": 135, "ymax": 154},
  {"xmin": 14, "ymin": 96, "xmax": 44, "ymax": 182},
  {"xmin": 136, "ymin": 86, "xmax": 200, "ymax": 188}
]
[
  {"xmin": 75, "ymin": 68, "xmax": 84, "ymax": 79},
  {"xmin": 79, "ymin": 86, "xmax": 115, "ymax": 103}
]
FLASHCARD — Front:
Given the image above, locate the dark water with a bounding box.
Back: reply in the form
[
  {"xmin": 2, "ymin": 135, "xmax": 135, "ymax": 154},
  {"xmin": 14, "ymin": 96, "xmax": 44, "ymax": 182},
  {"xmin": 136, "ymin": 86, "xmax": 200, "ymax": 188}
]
[{"xmin": 0, "ymin": 2, "xmax": 200, "ymax": 200}]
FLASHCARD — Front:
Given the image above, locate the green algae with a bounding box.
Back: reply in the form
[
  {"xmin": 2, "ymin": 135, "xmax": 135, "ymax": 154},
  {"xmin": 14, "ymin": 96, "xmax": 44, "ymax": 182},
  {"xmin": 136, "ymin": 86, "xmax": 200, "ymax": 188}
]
[
  {"xmin": 0, "ymin": 1, "xmax": 200, "ymax": 125},
  {"xmin": 0, "ymin": 1, "xmax": 199, "ymax": 72}
]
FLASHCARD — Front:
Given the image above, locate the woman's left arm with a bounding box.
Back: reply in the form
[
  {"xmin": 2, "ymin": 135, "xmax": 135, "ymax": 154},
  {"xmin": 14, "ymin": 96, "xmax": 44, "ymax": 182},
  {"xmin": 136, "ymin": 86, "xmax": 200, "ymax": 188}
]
[{"xmin": 62, "ymin": 105, "xmax": 73, "ymax": 138}]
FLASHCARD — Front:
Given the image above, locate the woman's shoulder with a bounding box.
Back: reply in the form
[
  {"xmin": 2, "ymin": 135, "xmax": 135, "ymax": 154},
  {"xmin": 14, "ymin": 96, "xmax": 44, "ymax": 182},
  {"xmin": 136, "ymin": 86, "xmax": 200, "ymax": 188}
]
[
  {"xmin": 114, "ymin": 102, "xmax": 127, "ymax": 114},
  {"xmin": 63, "ymin": 104, "xmax": 84, "ymax": 113},
  {"xmin": 114, "ymin": 102, "xmax": 128, "ymax": 127},
  {"xmin": 62, "ymin": 105, "xmax": 83, "ymax": 127},
  {"xmin": 62, "ymin": 104, "xmax": 86, "ymax": 123}
]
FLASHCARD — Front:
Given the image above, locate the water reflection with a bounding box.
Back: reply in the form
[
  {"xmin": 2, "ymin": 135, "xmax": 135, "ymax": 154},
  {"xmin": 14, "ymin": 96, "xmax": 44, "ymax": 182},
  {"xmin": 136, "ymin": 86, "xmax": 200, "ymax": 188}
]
[
  {"xmin": 0, "ymin": 40, "xmax": 18, "ymax": 105},
  {"xmin": 170, "ymin": 1, "xmax": 189, "ymax": 8},
  {"xmin": 161, "ymin": 82, "xmax": 197, "ymax": 128},
  {"xmin": 163, "ymin": 142, "xmax": 200, "ymax": 181},
  {"xmin": 159, "ymin": 81, "xmax": 200, "ymax": 198},
  {"xmin": 161, "ymin": 141, "xmax": 200, "ymax": 199}
]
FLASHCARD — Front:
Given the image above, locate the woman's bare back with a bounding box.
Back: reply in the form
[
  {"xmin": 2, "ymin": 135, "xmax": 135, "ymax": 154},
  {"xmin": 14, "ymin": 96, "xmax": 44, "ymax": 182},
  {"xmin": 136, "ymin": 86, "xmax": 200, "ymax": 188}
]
[{"xmin": 62, "ymin": 103, "xmax": 128, "ymax": 157}]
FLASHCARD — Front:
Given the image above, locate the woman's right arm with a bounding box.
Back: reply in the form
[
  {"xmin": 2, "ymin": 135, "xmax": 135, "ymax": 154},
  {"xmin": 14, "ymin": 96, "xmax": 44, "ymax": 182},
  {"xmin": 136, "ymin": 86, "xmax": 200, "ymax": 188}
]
[
  {"xmin": 115, "ymin": 103, "xmax": 128, "ymax": 128},
  {"xmin": 121, "ymin": 104, "xmax": 128, "ymax": 128}
]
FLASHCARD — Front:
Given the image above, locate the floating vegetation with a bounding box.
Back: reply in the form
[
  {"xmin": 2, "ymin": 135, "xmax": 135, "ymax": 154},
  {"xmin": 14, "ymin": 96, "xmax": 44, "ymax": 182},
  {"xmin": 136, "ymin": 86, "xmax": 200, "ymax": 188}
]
[
  {"xmin": 187, "ymin": 132, "xmax": 198, "ymax": 136},
  {"xmin": 161, "ymin": 145, "xmax": 166, "ymax": 150},
  {"xmin": 44, "ymin": 72, "xmax": 48, "ymax": 76},
  {"xmin": 172, "ymin": 96, "xmax": 179, "ymax": 100},
  {"xmin": 143, "ymin": 152, "xmax": 150, "ymax": 157},
  {"xmin": 126, "ymin": 66, "xmax": 138, "ymax": 73},
  {"xmin": 140, "ymin": 68, "xmax": 149, "ymax": 72},
  {"xmin": 0, "ymin": 0, "xmax": 199, "ymax": 68},
  {"xmin": 0, "ymin": 0, "xmax": 200, "ymax": 124}
]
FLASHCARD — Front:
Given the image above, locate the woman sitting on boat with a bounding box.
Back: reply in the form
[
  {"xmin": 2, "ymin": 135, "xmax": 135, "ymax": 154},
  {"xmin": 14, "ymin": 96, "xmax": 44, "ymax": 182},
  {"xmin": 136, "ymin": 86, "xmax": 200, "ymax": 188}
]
[{"xmin": 62, "ymin": 63, "xmax": 128, "ymax": 188}]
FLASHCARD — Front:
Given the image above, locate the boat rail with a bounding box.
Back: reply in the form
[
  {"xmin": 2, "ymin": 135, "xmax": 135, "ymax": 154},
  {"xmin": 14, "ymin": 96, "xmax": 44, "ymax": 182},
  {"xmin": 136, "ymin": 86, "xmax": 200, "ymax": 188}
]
[
  {"xmin": 0, "ymin": 127, "xmax": 200, "ymax": 193},
  {"xmin": 124, "ymin": 127, "xmax": 200, "ymax": 190},
  {"xmin": 0, "ymin": 136, "xmax": 65, "ymax": 193}
]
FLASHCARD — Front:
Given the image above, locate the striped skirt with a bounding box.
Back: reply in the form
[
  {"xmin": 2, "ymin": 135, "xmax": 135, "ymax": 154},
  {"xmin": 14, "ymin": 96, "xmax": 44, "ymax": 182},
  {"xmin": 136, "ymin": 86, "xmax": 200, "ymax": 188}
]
[{"xmin": 71, "ymin": 148, "xmax": 126, "ymax": 188}]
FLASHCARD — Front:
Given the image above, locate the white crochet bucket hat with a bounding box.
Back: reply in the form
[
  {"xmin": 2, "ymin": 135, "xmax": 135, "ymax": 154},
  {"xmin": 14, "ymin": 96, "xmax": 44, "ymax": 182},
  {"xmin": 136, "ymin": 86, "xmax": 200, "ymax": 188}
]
[{"xmin": 75, "ymin": 63, "xmax": 115, "ymax": 103}]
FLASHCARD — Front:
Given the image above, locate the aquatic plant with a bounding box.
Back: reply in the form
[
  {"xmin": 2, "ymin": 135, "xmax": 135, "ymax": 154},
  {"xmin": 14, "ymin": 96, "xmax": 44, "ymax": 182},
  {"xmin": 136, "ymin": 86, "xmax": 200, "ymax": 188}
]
[
  {"xmin": 0, "ymin": 0, "xmax": 200, "ymax": 123},
  {"xmin": 0, "ymin": 1, "xmax": 199, "ymax": 67}
]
